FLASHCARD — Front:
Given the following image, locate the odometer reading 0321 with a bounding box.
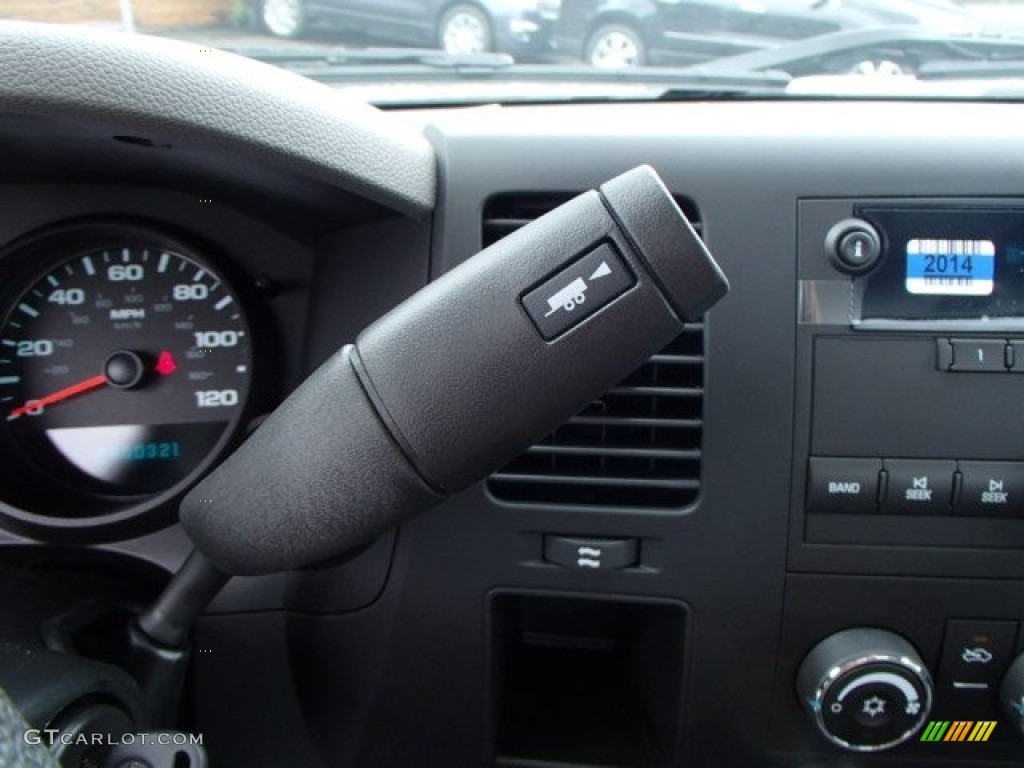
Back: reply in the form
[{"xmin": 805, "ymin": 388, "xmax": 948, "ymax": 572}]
[{"xmin": 0, "ymin": 242, "xmax": 253, "ymax": 501}]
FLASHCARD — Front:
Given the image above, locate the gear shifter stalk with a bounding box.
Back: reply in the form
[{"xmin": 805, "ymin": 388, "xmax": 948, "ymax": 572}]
[
  {"xmin": 136, "ymin": 165, "xmax": 727, "ymax": 656},
  {"xmin": 137, "ymin": 551, "xmax": 228, "ymax": 648},
  {"xmin": 180, "ymin": 164, "xmax": 727, "ymax": 577}
]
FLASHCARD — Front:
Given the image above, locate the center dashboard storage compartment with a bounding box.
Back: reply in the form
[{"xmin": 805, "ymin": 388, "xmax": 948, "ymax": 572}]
[{"xmin": 490, "ymin": 592, "xmax": 687, "ymax": 767}]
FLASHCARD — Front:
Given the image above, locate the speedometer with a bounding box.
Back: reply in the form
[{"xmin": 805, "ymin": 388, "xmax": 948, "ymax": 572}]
[{"xmin": 0, "ymin": 221, "xmax": 255, "ymax": 535}]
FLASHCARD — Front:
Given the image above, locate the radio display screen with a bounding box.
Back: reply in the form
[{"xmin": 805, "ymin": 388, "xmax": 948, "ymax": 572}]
[{"xmin": 855, "ymin": 206, "xmax": 1024, "ymax": 326}]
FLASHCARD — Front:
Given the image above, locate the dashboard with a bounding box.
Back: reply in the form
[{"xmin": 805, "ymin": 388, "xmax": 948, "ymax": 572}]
[{"xmin": 3, "ymin": 24, "xmax": 1024, "ymax": 768}]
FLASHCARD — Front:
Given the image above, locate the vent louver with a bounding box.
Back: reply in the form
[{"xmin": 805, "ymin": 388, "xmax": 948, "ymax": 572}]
[{"xmin": 484, "ymin": 192, "xmax": 706, "ymax": 509}]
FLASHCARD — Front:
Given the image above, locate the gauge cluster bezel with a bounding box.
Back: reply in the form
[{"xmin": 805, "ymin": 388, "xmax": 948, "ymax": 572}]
[{"xmin": 0, "ymin": 218, "xmax": 278, "ymax": 542}]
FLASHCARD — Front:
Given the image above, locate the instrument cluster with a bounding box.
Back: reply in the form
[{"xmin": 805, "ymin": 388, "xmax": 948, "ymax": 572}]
[{"xmin": 0, "ymin": 219, "xmax": 266, "ymax": 539}]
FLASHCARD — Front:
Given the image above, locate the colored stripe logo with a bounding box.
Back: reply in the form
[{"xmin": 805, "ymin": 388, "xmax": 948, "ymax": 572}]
[
  {"xmin": 920, "ymin": 721, "xmax": 949, "ymax": 741},
  {"xmin": 920, "ymin": 720, "xmax": 996, "ymax": 742}
]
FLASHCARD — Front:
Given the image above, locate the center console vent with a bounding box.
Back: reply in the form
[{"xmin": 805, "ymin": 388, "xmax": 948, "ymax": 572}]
[{"xmin": 483, "ymin": 192, "xmax": 706, "ymax": 510}]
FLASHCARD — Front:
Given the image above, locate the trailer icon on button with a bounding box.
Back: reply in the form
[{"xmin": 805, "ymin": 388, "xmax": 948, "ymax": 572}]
[
  {"xmin": 542, "ymin": 261, "xmax": 617, "ymax": 317},
  {"xmin": 544, "ymin": 277, "xmax": 588, "ymax": 316},
  {"xmin": 523, "ymin": 244, "xmax": 635, "ymax": 340}
]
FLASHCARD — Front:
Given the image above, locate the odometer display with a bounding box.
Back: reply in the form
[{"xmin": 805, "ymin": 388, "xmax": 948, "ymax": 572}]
[{"xmin": 0, "ymin": 226, "xmax": 253, "ymax": 520}]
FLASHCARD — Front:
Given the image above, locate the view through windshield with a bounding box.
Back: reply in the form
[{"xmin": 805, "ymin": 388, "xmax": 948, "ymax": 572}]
[{"xmin": 5, "ymin": 1, "xmax": 1024, "ymax": 103}]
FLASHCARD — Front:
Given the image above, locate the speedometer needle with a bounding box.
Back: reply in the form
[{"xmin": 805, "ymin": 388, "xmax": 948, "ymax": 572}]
[{"xmin": 7, "ymin": 374, "xmax": 108, "ymax": 420}]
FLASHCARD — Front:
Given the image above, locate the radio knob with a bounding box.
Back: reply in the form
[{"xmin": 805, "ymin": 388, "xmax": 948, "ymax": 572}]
[
  {"xmin": 825, "ymin": 219, "xmax": 882, "ymax": 274},
  {"xmin": 797, "ymin": 628, "xmax": 932, "ymax": 752}
]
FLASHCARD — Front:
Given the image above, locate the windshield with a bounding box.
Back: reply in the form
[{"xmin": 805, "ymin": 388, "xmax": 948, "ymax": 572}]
[{"xmin": 4, "ymin": 0, "xmax": 1024, "ymax": 104}]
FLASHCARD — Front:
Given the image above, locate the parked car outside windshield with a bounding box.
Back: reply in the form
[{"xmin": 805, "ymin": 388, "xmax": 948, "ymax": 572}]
[
  {"xmin": 2, "ymin": 0, "xmax": 1024, "ymax": 103},
  {"xmin": 552, "ymin": 0, "xmax": 984, "ymax": 68},
  {"xmin": 258, "ymin": 0, "xmax": 557, "ymax": 57}
]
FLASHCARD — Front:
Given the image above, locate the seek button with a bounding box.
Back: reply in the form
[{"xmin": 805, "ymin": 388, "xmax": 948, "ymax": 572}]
[
  {"xmin": 956, "ymin": 462, "xmax": 1024, "ymax": 517},
  {"xmin": 881, "ymin": 459, "xmax": 955, "ymax": 515}
]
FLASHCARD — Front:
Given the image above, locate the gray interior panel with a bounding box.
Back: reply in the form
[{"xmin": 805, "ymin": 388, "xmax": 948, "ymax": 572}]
[{"xmin": 0, "ymin": 21, "xmax": 436, "ymax": 217}]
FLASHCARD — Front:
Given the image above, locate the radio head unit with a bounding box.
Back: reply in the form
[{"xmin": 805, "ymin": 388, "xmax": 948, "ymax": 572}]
[{"xmin": 854, "ymin": 206, "xmax": 1024, "ymax": 329}]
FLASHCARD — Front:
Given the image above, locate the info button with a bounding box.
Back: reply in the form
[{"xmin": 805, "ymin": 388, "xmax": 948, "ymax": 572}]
[{"xmin": 807, "ymin": 457, "xmax": 881, "ymax": 514}]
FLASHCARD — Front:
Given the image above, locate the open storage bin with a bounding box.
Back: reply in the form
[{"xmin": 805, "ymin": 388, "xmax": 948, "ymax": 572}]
[{"xmin": 491, "ymin": 592, "xmax": 687, "ymax": 767}]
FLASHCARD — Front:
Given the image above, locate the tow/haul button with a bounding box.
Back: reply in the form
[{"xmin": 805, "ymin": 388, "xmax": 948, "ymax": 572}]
[
  {"xmin": 522, "ymin": 244, "xmax": 635, "ymax": 340},
  {"xmin": 807, "ymin": 457, "xmax": 881, "ymax": 514}
]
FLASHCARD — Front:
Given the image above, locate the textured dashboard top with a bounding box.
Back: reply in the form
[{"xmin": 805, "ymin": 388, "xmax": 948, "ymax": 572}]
[{"xmin": 0, "ymin": 21, "xmax": 436, "ymax": 217}]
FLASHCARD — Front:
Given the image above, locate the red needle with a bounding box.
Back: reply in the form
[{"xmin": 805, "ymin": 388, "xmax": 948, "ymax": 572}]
[{"xmin": 7, "ymin": 374, "xmax": 108, "ymax": 420}]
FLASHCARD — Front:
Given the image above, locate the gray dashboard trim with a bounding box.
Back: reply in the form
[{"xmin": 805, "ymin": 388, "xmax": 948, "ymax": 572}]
[{"xmin": 0, "ymin": 21, "xmax": 436, "ymax": 217}]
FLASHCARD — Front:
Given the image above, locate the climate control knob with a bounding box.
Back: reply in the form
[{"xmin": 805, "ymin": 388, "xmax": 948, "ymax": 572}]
[{"xmin": 797, "ymin": 628, "xmax": 932, "ymax": 752}]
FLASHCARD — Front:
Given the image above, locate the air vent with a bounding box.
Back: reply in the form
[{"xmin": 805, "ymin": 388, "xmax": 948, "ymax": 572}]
[
  {"xmin": 481, "ymin": 193, "xmax": 702, "ymax": 248},
  {"xmin": 484, "ymin": 192, "xmax": 706, "ymax": 509}
]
